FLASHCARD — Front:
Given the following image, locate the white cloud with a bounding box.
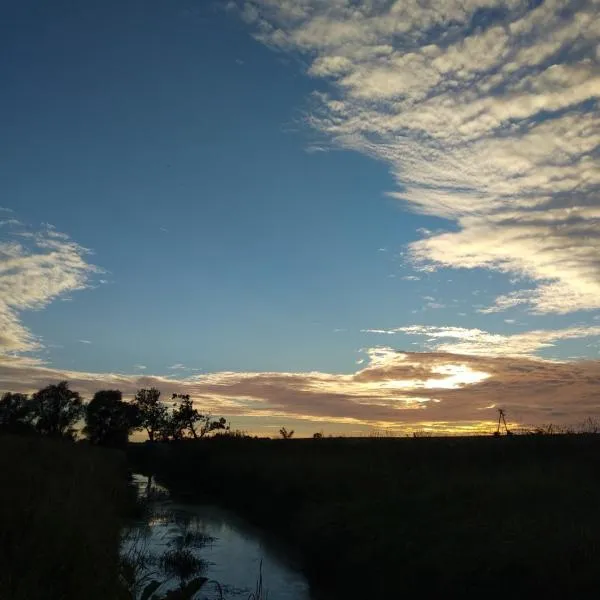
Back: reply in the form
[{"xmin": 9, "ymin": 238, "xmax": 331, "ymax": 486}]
[
  {"xmin": 233, "ymin": 0, "xmax": 600, "ymax": 314},
  {"xmin": 78, "ymin": 340, "xmax": 92, "ymax": 345},
  {"xmin": 134, "ymin": 365, "xmax": 147, "ymax": 370},
  {"xmin": 363, "ymin": 324, "xmax": 600, "ymax": 358},
  {"xmin": 169, "ymin": 363, "xmax": 187, "ymax": 370},
  {"xmin": 0, "ymin": 223, "xmax": 100, "ymax": 356}
]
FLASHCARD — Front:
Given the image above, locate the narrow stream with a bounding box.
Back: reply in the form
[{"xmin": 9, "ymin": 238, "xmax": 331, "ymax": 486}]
[{"xmin": 124, "ymin": 474, "xmax": 314, "ymax": 600}]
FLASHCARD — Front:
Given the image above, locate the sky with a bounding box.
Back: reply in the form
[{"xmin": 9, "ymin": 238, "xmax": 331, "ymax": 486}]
[{"xmin": 1, "ymin": 0, "xmax": 599, "ymax": 436}]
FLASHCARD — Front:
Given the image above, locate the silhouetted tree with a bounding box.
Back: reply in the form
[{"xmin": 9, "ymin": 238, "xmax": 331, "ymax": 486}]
[
  {"xmin": 171, "ymin": 394, "xmax": 199, "ymax": 439},
  {"xmin": 199, "ymin": 415, "xmax": 229, "ymax": 437},
  {"xmin": 84, "ymin": 390, "xmax": 140, "ymax": 447},
  {"xmin": 170, "ymin": 393, "xmax": 229, "ymax": 439},
  {"xmin": 313, "ymin": 431, "xmax": 323, "ymax": 439},
  {"xmin": 157, "ymin": 411, "xmax": 183, "ymax": 442},
  {"xmin": 30, "ymin": 381, "xmax": 83, "ymax": 440},
  {"xmin": 133, "ymin": 388, "xmax": 167, "ymax": 442},
  {"xmin": 279, "ymin": 427, "xmax": 294, "ymax": 439},
  {"xmin": 0, "ymin": 392, "xmax": 34, "ymax": 434}
]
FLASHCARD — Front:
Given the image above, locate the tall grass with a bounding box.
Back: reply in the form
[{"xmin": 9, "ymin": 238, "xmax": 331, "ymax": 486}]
[
  {"xmin": 247, "ymin": 560, "xmax": 267, "ymax": 600},
  {"xmin": 130, "ymin": 434, "xmax": 600, "ymax": 599},
  {"xmin": 0, "ymin": 435, "xmax": 131, "ymax": 600}
]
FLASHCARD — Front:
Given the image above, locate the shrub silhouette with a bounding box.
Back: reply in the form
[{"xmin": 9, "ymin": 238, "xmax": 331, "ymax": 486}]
[{"xmin": 279, "ymin": 427, "xmax": 294, "ymax": 439}]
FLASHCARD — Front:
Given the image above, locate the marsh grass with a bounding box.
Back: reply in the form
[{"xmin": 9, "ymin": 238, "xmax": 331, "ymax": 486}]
[
  {"xmin": 124, "ymin": 473, "xmax": 271, "ymax": 600},
  {"xmin": 130, "ymin": 434, "xmax": 600, "ymax": 599},
  {"xmin": 0, "ymin": 435, "xmax": 130, "ymax": 600},
  {"xmin": 120, "ymin": 529, "xmax": 160, "ymax": 598},
  {"xmin": 159, "ymin": 548, "xmax": 207, "ymax": 584},
  {"xmin": 247, "ymin": 560, "xmax": 267, "ymax": 600},
  {"xmin": 120, "ymin": 521, "xmax": 210, "ymax": 599},
  {"xmin": 160, "ymin": 525, "xmax": 210, "ymax": 584}
]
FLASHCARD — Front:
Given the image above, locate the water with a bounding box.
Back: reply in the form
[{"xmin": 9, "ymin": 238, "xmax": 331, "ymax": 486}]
[{"xmin": 124, "ymin": 474, "xmax": 313, "ymax": 600}]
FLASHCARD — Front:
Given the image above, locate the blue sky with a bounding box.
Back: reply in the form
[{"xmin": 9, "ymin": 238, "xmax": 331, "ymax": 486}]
[{"xmin": 1, "ymin": 0, "xmax": 599, "ymax": 435}]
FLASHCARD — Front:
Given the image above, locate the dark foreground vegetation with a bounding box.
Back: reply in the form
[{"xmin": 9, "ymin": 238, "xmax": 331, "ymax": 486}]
[
  {"xmin": 0, "ymin": 383, "xmax": 232, "ymax": 600},
  {"xmin": 0, "ymin": 435, "xmax": 131, "ymax": 600},
  {"xmin": 131, "ymin": 434, "xmax": 600, "ymax": 599},
  {"xmin": 6, "ymin": 382, "xmax": 600, "ymax": 599}
]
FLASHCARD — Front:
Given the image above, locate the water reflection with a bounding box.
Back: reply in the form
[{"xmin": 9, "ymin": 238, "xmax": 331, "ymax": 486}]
[{"xmin": 125, "ymin": 474, "xmax": 313, "ymax": 600}]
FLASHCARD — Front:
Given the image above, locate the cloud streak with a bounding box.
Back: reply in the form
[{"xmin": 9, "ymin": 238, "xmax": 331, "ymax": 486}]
[
  {"xmin": 0, "ymin": 223, "xmax": 101, "ymax": 357},
  {"xmin": 362, "ymin": 324, "xmax": 600, "ymax": 357},
  {"xmin": 232, "ymin": 0, "xmax": 600, "ymax": 314}
]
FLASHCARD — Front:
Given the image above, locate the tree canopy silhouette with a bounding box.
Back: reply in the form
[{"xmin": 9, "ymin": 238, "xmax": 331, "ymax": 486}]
[
  {"xmin": 30, "ymin": 382, "xmax": 83, "ymax": 440},
  {"xmin": 133, "ymin": 388, "xmax": 167, "ymax": 442},
  {"xmin": 84, "ymin": 390, "xmax": 140, "ymax": 447},
  {"xmin": 0, "ymin": 392, "xmax": 34, "ymax": 435},
  {"xmin": 0, "ymin": 383, "xmax": 230, "ymax": 444},
  {"xmin": 170, "ymin": 393, "xmax": 229, "ymax": 439}
]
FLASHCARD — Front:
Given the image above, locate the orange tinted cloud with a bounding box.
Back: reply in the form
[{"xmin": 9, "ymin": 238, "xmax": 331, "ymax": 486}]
[{"xmin": 2, "ymin": 348, "xmax": 599, "ymax": 434}]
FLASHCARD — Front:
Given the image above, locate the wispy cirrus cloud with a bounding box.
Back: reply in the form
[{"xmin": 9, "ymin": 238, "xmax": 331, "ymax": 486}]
[
  {"xmin": 362, "ymin": 324, "xmax": 600, "ymax": 357},
  {"xmin": 0, "ymin": 222, "xmax": 101, "ymax": 357},
  {"xmin": 231, "ymin": 0, "xmax": 600, "ymax": 314}
]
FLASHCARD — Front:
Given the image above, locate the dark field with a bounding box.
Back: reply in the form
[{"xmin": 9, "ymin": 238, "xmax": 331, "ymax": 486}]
[
  {"xmin": 130, "ymin": 434, "xmax": 600, "ymax": 599},
  {"xmin": 0, "ymin": 436, "xmax": 131, "ymax": 600}
]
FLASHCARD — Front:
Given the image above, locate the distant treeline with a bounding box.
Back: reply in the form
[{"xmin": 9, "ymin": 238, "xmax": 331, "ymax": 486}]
[
  {"xmin": 0, "ymin": 382, "xmax": 228, "ymax": 447},
  {"xmin": 3, "ymin": 382, "xmax": 600, "ymax": 446}
]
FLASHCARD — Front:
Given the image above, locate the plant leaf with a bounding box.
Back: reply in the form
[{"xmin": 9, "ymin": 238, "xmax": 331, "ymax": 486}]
[
  {"xmin": 141, "ymin": 580, "xmax": 162, "ymax": 600},
  {"xmin": 163, "ymin": 577, "xmax": 209, "ymax": 599}
]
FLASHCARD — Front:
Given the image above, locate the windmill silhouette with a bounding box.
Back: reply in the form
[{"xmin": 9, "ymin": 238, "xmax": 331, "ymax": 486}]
[{"xmin": 494, "ymin": 408, "xmax": 512, "ymax": 436}]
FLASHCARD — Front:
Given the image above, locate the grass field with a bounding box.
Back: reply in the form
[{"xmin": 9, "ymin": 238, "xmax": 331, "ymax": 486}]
[
  {"xmin": 0, "ymin": 435, "xmax": 131, "ymax": 600},
  {"xmin": 130, "ymin": 434, "xmax": 600, "ymax": 599}
]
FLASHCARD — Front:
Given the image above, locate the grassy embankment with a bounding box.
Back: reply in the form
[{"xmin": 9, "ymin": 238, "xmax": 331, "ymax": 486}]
[
  {"xmin": 130, "ymin": 434, "xmax": 600, "ymax": 599},
  {"xmin": 0, "ymin": 435, "xmax": 132, "ymax": 600}
]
